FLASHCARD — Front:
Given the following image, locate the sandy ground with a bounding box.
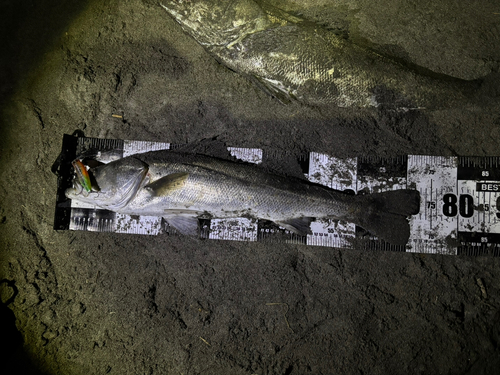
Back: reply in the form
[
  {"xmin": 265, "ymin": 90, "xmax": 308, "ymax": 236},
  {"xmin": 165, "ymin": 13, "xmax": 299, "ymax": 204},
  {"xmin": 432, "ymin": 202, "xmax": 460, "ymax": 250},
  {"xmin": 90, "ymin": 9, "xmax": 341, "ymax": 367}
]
[{"xmin": 1, "ymin": 0, "xmax": 500, "ymax": 374}]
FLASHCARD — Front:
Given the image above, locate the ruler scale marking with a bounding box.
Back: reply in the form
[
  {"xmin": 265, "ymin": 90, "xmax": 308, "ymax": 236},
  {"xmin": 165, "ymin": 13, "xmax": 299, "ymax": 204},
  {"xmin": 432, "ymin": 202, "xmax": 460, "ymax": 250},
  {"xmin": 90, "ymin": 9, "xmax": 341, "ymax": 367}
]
[{"xmin": 54, "ymin": 136, "xmax": 500, "ymax": 255}]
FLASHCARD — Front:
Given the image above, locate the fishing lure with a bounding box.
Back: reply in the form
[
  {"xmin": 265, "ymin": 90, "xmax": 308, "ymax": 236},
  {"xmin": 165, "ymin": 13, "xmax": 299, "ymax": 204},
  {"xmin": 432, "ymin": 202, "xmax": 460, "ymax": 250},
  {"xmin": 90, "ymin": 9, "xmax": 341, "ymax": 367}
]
[{"xmin": 72, "ymin": 159, "xmax": 92, "ymax": 193}]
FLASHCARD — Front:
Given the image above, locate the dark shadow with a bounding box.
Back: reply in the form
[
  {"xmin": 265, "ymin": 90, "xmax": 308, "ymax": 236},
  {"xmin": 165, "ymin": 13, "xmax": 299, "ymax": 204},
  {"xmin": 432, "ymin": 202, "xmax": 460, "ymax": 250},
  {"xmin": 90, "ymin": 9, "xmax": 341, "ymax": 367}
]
[
  {"xmin": 126, "ymin": 98, "xmax": 446, "ymax": 158},
  {"xmin": 0, "ymin": 2, "xmax": 91, "ymax": 372},
  {"xmin": 0, "ymin": 0, "xmax": 91, "ymax": 109},
  {"xmin": 0, "ymin": 279, "xmax": 46, "ymax": 375}
]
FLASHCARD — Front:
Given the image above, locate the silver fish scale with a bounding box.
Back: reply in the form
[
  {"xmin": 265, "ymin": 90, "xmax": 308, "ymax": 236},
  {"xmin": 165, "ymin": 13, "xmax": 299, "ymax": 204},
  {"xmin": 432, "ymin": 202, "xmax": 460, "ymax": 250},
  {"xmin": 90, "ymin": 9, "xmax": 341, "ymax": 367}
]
[
  {"xmin": 163, "ymin": 0, "xmax": 475, "ymax": 109},
  {"xmin": 212, "ymin": 24, "xmax": 425, "ymax": 107},
  {"xmin": 122, "ymin": 152, "xmax": 356, "ymax": 222}
]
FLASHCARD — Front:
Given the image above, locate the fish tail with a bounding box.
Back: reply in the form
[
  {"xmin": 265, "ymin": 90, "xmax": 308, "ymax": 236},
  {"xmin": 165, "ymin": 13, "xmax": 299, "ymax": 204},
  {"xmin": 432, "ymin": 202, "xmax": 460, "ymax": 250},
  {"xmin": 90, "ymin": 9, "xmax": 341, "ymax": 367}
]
[{"xmin": 355, "ymin": 189, "xmax": 420, "ymax": 245}]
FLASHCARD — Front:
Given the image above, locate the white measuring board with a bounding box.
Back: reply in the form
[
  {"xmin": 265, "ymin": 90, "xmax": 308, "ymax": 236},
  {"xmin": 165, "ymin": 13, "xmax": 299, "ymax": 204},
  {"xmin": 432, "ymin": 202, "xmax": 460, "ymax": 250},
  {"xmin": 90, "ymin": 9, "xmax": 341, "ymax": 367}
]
[
  {"xmin": 54, "ymin": 135, "xmax": 500, "ymax": 256},
  {"xmin": 407, "ymin": 156, "xmax": 458, "ymax": 255}
]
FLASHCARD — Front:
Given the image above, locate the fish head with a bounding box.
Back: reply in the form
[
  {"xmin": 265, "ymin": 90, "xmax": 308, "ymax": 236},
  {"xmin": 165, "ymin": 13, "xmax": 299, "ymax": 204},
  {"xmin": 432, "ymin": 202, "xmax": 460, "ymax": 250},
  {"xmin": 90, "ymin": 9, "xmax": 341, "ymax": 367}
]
[
  {"xmin": 65, "ymin": 157, "xmax": 149, "ymax": 210},
  {"xmin": 161, "ymin": 0, "xmax": 270, "ymax": 46}
]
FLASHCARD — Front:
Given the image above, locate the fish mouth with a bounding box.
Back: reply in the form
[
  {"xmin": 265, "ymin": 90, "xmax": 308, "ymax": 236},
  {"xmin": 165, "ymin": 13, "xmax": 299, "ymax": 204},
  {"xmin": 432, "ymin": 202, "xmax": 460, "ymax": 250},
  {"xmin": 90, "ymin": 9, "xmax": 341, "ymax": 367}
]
[
  {"xmin": 65, "ymin": 179, "xmax": 96, "ymax": 202},
  {"xmin": 65, "ymin": 182, "xmax": 84, "ymax": 199},
  {"xmin": 68, "ymin": 159, "xmax": 100, "ymax": 194},
  {"xmin": 65, "ymin": 159, "xmax": 100, "ymax": 200}
]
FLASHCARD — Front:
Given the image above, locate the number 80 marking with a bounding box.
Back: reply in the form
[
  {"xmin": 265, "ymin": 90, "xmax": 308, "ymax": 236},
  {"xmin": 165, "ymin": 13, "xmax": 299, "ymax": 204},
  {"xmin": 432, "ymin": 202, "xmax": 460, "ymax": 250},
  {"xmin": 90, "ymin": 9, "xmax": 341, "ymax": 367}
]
[
  {"xmin": 442, "ymin": 194, "xmax": 500, "ymax": 218},
  {"xmin": 442, "ymin": 194, "xmax": 474, "ymax": 217}
]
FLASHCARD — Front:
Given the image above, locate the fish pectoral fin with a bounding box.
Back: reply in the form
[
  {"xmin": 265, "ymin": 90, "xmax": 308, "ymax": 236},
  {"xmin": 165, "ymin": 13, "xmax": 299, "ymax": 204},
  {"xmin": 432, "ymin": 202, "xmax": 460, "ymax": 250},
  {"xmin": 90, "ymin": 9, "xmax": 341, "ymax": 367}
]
[
  {"xmin": 163, "ymin": 215, "xmax": 199, "ymax": 235},
  {"xmin": 276, "ymin": 217, "xmax": 314, "ymax": 236},
  {"xmin": 146, "ymin": 172, "xmax": 189, "ymax": 197}
]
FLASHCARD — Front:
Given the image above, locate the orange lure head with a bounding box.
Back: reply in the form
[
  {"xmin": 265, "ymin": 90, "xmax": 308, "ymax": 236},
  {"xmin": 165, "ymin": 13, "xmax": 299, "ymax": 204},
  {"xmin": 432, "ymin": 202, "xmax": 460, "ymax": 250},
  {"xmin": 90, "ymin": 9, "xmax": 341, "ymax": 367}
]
[{"xmin": 72, "ymin": 159, "xmax": 92, "ymax": 193}]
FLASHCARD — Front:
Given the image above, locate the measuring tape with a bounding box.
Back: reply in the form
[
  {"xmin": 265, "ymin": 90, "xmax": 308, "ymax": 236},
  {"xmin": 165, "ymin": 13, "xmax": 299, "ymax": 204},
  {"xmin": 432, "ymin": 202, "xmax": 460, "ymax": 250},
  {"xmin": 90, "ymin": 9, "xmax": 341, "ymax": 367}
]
[{"xmin": 53, "ymin": 134, "xmax": 500, "ymax": 256}]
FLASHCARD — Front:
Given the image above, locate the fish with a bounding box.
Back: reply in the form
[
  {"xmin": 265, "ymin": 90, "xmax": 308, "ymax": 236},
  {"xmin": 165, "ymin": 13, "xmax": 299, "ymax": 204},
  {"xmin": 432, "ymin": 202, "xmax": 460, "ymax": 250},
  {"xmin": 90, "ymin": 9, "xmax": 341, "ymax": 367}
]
[
  {"xmin": 65, "ymin": 149, "xmax": 420, "ymax": 245},
  {"xmin": 160, "ymin": 0, "xmax": 479, "ymax": 109}
]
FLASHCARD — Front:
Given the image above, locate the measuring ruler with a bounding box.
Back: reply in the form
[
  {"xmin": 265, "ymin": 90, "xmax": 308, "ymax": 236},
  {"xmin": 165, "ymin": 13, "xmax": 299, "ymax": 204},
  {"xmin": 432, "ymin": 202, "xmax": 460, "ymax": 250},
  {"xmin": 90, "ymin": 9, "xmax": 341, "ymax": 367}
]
[{"xmin": 53, "ymin": 134, "xmax": 500, "ymax": 256}]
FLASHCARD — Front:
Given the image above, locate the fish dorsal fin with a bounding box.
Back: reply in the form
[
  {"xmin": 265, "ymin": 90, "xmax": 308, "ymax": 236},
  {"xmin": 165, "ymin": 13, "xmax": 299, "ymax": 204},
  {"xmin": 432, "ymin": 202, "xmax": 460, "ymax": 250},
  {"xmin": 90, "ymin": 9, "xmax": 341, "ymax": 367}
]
[
  {"xmin": 146, "ymin": 172, "xmax": 189, "ymax": 197},
  {"xmin": 163, "ymin": 215, "xmax": 199, "ymax": 235},
  {"xmin": 276, "ymin": 217, "xmax": 314, "ymax": 236}
]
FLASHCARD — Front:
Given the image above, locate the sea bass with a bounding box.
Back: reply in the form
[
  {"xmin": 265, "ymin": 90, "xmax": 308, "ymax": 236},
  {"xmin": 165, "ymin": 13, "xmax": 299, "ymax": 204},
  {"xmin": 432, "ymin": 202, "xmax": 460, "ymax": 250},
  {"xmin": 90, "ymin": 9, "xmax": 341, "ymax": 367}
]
[
  {"xmin": 65, "ymin": 149, "xmax": 420, "ymax": 245},
  {"xmin": 161, "ymin": 0, "xmax": 478, "ymax": 108}
]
